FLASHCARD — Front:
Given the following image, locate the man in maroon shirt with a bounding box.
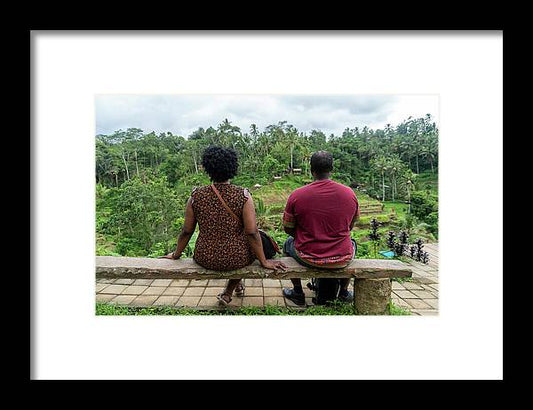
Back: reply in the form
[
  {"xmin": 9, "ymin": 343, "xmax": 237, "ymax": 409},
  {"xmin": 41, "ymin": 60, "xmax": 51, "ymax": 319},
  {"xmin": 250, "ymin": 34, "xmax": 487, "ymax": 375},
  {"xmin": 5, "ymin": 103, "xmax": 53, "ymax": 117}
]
[{"xmin": 281, "ymin": 151, "xmax": 360, "ymax": 305}]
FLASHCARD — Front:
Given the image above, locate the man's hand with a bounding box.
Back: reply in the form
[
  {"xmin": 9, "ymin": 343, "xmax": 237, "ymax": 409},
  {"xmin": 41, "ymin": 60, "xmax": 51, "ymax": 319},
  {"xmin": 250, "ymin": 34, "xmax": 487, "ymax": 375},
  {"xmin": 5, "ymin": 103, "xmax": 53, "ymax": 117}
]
[
  {"xmin": 158, "ymin": 252, "xmax": 179, "ymax": 259},
  {"xmin": 261, "ymin": 260, "xmax": 288, "ymax": 271}
]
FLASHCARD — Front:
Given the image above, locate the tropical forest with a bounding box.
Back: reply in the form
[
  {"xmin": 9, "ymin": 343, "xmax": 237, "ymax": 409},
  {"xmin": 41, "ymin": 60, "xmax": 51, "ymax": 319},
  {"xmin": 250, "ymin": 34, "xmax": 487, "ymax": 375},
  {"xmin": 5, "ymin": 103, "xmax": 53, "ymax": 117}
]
[{"xmin": 96, "ymin": 114, "xmax": 438, "ymax": 263}]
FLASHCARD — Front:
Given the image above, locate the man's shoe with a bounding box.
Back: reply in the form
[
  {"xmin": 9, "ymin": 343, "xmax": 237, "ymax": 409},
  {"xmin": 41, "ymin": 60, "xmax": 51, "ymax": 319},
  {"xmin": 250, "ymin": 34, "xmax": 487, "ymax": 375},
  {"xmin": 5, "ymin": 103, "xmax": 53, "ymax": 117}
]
[
  {"xmin": 282, "ymin": 288, "xmax": 305, "ymax": 306},
  {"xmin": 338, "ymin": 289, "xmax": 354, "ymax": 303}
]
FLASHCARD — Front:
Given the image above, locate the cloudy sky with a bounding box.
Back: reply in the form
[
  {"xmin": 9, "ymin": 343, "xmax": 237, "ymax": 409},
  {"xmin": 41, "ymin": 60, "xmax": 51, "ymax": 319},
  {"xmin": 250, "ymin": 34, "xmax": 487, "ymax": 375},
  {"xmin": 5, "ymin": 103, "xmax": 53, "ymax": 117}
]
[{"xmin": 95, "ymin": 94, "xmax": 439, "ymax": 138}]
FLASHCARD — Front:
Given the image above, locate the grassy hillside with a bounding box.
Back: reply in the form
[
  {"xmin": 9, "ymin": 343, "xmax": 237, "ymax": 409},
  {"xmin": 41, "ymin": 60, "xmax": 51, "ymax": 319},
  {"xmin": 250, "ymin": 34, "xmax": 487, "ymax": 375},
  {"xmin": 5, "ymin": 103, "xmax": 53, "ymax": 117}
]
[{"xmin": 96, "ymin": 172, "xmax": 437, "ymax": 258}]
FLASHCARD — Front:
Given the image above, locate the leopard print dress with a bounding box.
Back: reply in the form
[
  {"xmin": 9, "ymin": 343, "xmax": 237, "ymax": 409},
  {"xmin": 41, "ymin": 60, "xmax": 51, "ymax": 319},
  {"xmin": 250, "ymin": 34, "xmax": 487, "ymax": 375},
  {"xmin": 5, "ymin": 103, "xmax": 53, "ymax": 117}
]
[{"xmin": 191, "ymin": 183, "xmax": 256, "ymax": 271}]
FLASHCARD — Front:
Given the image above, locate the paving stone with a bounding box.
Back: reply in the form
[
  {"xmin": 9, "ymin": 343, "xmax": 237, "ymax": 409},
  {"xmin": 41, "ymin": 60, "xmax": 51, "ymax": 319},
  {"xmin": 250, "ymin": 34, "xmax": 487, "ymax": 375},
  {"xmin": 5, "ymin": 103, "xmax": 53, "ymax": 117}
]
[
  {"xmin": 96, "ymin": 283, "xmax": 110, "ymax": 292},
  {"xmin": 97, "ymin": 278, "xmax": 116, "ymax": 284},
  {"xmin": 170, "ymin": 279, "xmax": 190, "ymax": 287},
  {"xmin": 244, "ymin": 279, "xmax": 263, "ymax": 287},
  {"xmin": 285, "ymin": 298, "xmax": 305, "ymax": 308},
  {"xmin": 122, "ymin": 285, "xmax": 149, "ymax": 295},
  {"xmin": 401, "ymin": 282, "xmax": 425, "ymax": 290},
  {"xmin": 100, "ymin": 284, "xmax": 128, "ymax": 295},
  {"xmin": 280, "ymin": 279, "xmax": 293, "ymax": 286},
  {"xmin": 142, "ymin": 286, "xmax": 167, "ymax": 296},
  {"xmin": 197, "ymin": 297, "xmax": 220, "ymax": 307},
  {"xmin": 263, "ymin": 287, "xmax": 283, "ymax": 297},
  {"xmin": 263, "ymin": 279, "xmax": 281, "ymax": 287},
  {"xmin": 162, "ymin": 287, "xmax": 186, "ymax": 296},
  {"xmin": 133, "ymin": 279, "xmax": 154, "ymax": 286},
  {"xmin": 392, "ymin": 281, "xmax": 405, "ymax": 290},
  {"xmin": 203, "ymin": 287, "xmax": 225, "ymax": 296},
  {"xmin": 423, "ymin": 299, "xmax": 439, "ymax": 309},
  {"xmin": 110, "ymin": 295, "xmax": 136, "ymax": 305},
  {"xmin": 182, "ymin": 287, "xmax": 205, "ymax": 297},
  {"xmin": 208, "ymin": 279, "xmax": 228, "ymax": 286},
  {"xmin": 242, "ymin": 297, "xmax": 264, "ymax": 307},
  {"xmin": 393, "ymin": 290, "xmax": 417, "ymax": 299},
  {"xmin": 115, "ymin": 278, "xmax": 135, "ymax": 285},
  {"xmin": 411, "ymin": 290, "xmax": 436, "ymax": 299},
  {"xmin": 264, "ymin": 297, "xmax": 286, "ymax": 307},
  {"xmin": 244, "ymin": 287, "xmax": 263, "ymax": 296},
  {"xmin": 190, "ymin": 279, "xmax": 209, "ymax": 287},
  {"xmin": 392, "ymin": 298, "xmax": 411, "ymax": 309},
  {"xmin": 228, "ymin": 297, "xmax": 243, "ymax": 308},
  {"xmin": 411, "ymin": 309, "xmax": 438, "ymax": 316},
  {"xmin": 151, "ymin": 279, "xmax": 173, "ymax": 287},
  {"xmin": 176, "ymin": 296, "xmax": 201, "ymax": 307},
  {"xmin": 405, "ymin": 299, "xmax": 432, "ymax": 309},
  {"xmin": 153, "ymin": 296, "xmax": 180, "ymax": 306},
  {"xmin": 229, "ymin": 296, "xmax": 244, "ymax": 307},
  {"xmin": 130, "ymin": 295, "xmax": 158, "ymax": 306},
  {"xmin": 96, "ymin": 294, "xmax": 115, "ymax": 303},
  {"xmin": 413, "ymin": 277, "xmax": 435, "ymax": 285}
]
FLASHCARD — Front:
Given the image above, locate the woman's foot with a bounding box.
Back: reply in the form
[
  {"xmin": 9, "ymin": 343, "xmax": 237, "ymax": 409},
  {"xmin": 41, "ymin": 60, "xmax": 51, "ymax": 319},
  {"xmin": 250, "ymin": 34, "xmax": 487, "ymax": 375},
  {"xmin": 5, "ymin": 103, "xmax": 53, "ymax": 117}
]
[
  {"xmin": 216, "ymin": 292, "xmax": 232, "ymax": 306},
  {"xmin": 234, "ymin": 282, "xmax": 245, "ymax": 297}
]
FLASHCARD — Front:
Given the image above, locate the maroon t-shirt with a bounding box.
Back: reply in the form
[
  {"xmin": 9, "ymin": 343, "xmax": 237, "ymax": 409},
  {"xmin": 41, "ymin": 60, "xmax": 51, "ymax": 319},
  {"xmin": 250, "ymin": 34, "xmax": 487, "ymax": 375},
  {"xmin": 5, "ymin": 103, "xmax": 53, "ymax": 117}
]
[{"xmin": 283, "ymin": 179, "xmax": 359, "ymax": 266}]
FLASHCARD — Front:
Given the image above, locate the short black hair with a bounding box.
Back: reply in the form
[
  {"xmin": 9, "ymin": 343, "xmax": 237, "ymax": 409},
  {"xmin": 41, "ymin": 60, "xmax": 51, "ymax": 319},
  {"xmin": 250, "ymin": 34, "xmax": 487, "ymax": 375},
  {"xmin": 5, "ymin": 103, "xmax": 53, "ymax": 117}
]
[
  {"xmin": 310, "ymin": 151, "xmax": 333, "ymax": 176},
  {"xmin": 201, "ymin": 145, "xmax": 239, "ymax": 182}
]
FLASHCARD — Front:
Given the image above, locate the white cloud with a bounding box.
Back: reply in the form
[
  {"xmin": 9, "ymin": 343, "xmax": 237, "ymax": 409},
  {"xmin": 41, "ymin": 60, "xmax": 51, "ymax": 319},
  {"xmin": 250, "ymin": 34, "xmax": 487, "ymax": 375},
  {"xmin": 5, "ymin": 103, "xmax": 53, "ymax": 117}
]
[{"xmin": 95, "ymin": 94, "xmax": 439, "ymax": 137}]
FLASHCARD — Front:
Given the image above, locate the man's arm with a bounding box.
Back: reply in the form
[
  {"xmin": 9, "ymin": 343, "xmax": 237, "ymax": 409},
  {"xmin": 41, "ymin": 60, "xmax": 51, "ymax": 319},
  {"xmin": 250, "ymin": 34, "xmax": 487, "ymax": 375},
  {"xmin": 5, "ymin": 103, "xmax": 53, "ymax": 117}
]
[
  {"xmin": 282, "ymin": 194, "xmax": 296, "ymax": 237},
  {"xmin": 349, "ymin": 195, "xmax": 360, "ymax": 230}
]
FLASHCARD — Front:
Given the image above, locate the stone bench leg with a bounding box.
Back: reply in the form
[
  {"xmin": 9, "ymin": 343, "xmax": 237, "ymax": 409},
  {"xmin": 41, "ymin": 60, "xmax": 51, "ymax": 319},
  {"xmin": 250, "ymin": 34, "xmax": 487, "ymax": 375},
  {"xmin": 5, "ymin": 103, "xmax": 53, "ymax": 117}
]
[{"xmin": 354, "ymin": 278, "xmax": 391, "ymax": 315}]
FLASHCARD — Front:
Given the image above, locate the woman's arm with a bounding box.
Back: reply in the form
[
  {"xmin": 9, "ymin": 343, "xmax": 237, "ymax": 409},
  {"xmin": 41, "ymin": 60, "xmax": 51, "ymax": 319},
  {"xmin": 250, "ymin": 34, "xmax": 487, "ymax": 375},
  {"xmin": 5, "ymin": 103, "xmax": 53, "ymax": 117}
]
[
  {"xmin": 160, "ymin": 197, "xmax": 197, "ymax": 259},
  {"xmin": 242, "ymin": 197, "xmax": 287, "ymax": 271}
]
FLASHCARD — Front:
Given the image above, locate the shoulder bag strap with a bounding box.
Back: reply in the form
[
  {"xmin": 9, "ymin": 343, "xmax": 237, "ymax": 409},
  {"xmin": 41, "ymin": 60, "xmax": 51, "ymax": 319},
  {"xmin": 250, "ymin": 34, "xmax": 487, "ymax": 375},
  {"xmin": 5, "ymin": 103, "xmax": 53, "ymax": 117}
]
[{"xmin": 210, "ymin": 184, "xmax": 242, "ymax": 227}]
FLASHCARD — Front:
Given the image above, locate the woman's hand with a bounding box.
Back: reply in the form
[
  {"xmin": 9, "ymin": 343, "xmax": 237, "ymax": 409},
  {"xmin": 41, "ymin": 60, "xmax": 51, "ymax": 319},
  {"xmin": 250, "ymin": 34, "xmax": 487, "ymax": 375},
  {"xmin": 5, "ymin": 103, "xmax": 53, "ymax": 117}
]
[
  {"xmin": 159, "ymin": 252, "xmax": 179, "ymax": 259},
  {"xmin": 261, "ymin": 259, "xmax": 288, "ymax": 271}
]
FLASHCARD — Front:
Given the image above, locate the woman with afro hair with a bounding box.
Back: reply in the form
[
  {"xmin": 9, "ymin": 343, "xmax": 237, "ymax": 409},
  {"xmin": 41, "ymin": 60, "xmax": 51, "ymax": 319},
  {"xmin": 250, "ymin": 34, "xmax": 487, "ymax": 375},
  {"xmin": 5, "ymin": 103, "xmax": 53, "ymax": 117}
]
[{"xmin": 161, "ymin": 145, "xmax": 287, "ymax": 306}]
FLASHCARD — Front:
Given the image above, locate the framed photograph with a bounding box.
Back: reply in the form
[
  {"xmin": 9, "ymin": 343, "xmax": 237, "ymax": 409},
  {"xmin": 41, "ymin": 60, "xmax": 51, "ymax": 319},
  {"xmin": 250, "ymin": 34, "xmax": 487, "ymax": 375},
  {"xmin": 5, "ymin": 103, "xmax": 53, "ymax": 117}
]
[{"xmin": 32, "ymin": 31, "xmax": 503, "ymax": 380}]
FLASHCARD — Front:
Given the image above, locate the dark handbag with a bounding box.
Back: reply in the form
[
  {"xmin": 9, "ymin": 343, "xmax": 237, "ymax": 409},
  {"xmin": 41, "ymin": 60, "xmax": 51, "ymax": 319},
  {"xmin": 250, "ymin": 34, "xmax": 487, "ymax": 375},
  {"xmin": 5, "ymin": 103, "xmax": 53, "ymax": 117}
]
[
  {"xmin": 258, "ymin": 229, "xmax": 280, "ymax": 259},
  {"xmin": 211, "ymin": 184, "xmax": 281, "ymax": 259}
]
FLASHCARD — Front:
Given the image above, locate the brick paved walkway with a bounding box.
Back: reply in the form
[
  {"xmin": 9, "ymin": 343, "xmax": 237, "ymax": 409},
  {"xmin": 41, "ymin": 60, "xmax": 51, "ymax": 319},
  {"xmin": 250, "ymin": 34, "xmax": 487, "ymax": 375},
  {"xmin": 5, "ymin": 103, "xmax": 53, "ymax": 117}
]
[{"xmin": 95, "ymin": 243, "xmax": 438, "ymax": 315}]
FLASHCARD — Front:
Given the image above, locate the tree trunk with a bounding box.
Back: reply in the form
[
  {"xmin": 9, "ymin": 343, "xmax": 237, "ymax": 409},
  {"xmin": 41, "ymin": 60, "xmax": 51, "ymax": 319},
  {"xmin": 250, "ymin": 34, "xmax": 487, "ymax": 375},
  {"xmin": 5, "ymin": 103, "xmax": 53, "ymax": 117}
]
[
  {"xmin": 382, "ymin": 172, "xmax": 385, "ymax": 201},
  {"xmin": 391, "ymin": 176, "xmax": 396, "ymax": 202},
  {"xmin": 134, "ymin": 150, "xmax": 140, "ymax": 177},
  {"xmin": 290, "ymin": 145, "xmax": 294, "ymax": 171},
  {"xmin": 430, "ymin": 156, "xmax": 434, "ymax": 173},
  {"xmin": 122, "ymin": 152, "xmax": 130, "ymax": 180},
  {"xmin": 416, "ymin": 155, "xmax": 420, "ymax": 174},
  {"xmin": 193, "ymin": 153, "xmax": 199, "ymax": 174}
]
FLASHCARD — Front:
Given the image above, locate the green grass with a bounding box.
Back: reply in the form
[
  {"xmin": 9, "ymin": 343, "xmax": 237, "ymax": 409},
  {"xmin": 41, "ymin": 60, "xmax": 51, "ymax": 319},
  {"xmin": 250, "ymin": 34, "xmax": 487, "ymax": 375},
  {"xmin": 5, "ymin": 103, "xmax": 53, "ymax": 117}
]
[
  {"xmin": 96, "ymin": 301, "xmax": 411, "ymax": 316},
  {"xmin": 382, "ymin": 201, "xmax": 409, "ymax": 219}
]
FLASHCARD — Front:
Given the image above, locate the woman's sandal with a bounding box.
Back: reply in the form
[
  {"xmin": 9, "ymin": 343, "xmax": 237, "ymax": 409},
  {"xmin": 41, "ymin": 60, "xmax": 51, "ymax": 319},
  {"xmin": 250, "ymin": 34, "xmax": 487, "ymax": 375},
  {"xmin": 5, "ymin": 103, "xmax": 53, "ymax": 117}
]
[
  {"xmin": 216, "ymin": 293, "xmax": 232, "ymax": 306},
  {"xmin": 234, "ymin": 282, "xmax": 245, "ymax": 297}
]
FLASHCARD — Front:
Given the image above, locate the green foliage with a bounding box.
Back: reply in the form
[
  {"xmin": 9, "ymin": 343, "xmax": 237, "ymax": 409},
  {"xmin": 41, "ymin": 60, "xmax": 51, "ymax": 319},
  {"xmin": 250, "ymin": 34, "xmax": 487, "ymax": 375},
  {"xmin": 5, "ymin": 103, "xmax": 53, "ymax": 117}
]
[
  {"xmin": 95, "ymin": 117, "xmax": 438, "ymax": 256},
  {"xmin": 410, "ymin": 190, "xmax": 438, "ymax": 236},
  {"xmin": 95, "ymin": 300, "xmax": 411, "ymax": 315},
  {"xmin": 387, "ymin": 301, "xmax": 411, "ymax": 315},
  {"xmin": 107, "ymin": 176, "xmax": 181, "ymax": 255}
]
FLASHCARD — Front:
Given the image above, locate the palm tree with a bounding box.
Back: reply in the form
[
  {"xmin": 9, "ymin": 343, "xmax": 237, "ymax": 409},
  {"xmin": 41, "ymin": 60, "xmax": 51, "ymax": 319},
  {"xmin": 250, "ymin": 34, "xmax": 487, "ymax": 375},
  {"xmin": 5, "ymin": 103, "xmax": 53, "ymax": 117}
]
[
  {"xmin": 371, "ymin": 156, "xmax": 388, "ymax": 201},
  {"xmin": 387, "ymin": 155, "xmax": 403, "ymax": 201}
]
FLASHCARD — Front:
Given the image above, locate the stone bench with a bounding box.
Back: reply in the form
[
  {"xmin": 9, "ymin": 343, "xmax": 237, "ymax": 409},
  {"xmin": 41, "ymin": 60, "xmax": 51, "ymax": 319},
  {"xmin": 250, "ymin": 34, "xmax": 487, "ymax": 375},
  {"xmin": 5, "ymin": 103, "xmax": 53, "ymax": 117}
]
[{"xmin": 96, "ymin": 256, "xmax": 412, "ymax": 314}]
